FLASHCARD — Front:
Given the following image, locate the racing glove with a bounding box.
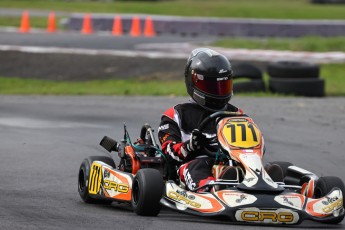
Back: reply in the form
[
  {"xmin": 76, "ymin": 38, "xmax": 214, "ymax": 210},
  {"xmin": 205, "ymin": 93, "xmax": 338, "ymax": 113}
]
[{"xmin": 182, "ymin": 129, "xmax": 207, "ymax": 156}]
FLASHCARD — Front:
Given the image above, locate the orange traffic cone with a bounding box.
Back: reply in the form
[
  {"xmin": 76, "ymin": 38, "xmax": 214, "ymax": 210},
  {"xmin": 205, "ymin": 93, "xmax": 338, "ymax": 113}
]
[
  {"xmin": 47, "ymin": 12, "xmax": 57, "ymax": 33},
  {"xmin": 19, "ymin": 11, "xmax": 30, "ymax": 33},
  {"xmin": 81, "ymin": 14, "xmax": 93, "ymax": 34},
  {"xmin": 144, "ymin": 16, "xmax": 156, "ymax": 37},
  {"xmin": 112, "ymin": 16, "xmax": 123, "ymax": 36},
  {"xmin": 130, "ymin": 16, "xmax": 141, "ymax": 37}
]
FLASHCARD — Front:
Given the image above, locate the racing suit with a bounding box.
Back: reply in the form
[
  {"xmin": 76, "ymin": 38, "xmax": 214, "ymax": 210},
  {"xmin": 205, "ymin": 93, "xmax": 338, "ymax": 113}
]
[{"xmin": 158, "ymin": 100, "xmax": 245, "ymax": 191}]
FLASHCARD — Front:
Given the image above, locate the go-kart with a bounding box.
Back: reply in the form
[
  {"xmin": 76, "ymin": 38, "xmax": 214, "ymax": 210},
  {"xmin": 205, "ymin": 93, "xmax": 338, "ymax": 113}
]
[{"xmin": 78, "ymin": 111, "xmax": 344, "ymax": 225}]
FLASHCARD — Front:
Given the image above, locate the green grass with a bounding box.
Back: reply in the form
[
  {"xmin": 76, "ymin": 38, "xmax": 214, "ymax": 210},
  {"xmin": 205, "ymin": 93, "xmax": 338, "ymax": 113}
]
[
  {"xmin": 213, "ymin": 36, "xmax": 345, "ymax": 52},
  {"xmin": 0, "ymin": 78, "xmax": 187, "ymax": 96},
  {"xmin": 1, "ymin": 0, "xmax": 345, "ymax": 19},
  {"xmin": 0, "ymin": 16, "xmax": 63, "ymax": 29},
  {"xmin": 1, "ymin": 63, "xmax": 345, "ymax": 96},
  {"xmin": 321, "ymin": 64, "xmax": 345, "ymax": 96}
]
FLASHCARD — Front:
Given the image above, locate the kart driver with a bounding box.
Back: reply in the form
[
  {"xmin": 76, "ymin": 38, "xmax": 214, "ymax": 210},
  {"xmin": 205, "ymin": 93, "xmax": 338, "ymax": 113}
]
[{"xmin": 158, "ymin": 48, "xmax": 247, "ymax": 191}]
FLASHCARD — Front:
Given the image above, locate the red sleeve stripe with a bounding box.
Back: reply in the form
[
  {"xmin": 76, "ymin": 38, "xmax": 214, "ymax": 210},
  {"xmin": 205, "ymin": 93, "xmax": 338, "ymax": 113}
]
[{"xmin": 163, "ymin": 107, "xmax": 175, "ymax": 120}]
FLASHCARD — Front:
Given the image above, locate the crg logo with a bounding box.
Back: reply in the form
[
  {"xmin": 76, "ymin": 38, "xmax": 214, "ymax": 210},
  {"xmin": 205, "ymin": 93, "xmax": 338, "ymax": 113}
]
[
  {"xmin": 322, "ymin": 198, "xmax": 343, "ymax": 213},
  {"xmin": 236, "ymin": 209, "xmax": 298, "ymax": 224},
  {"xmin": 104, "ymin": 180, "xmax": 129, "ymax": 193},
  {"xmin": 168, "ymin": 191, "xmax": 201, "ymax": 208}
]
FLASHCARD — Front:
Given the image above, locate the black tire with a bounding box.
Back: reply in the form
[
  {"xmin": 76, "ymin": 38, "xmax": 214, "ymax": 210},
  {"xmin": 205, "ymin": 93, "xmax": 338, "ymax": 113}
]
[
  {"xmin": 314, "ymin": 176, "xmax": 345, "ymax": 224},
  {"xmin": 268, "ymin": 161, "xmax": 293, "ymax": 178},
  {"xmin": 314, "ymin": 176, "xmax": 345, "ymax": 198},
  {"xmin": 78, "ymin": 156, "xmax": 115, "ymax": 204},
  {"xmin": 233, "ymin": 79, "xmax": 266, "ymax": 93},
  {"xmin": 131, "ymin": 168, "xmax": 164, "ymax": 216},
  {"xmin": 267, "ymin": 61, "xmax": 320, "ymax": 79},
  {"xmin": 269, "ymin": 78, "xmax": 325, "ymax": 97},
  {"xmin": 232, "ymin": 62, "xmax": 263, "ymax": 80}
]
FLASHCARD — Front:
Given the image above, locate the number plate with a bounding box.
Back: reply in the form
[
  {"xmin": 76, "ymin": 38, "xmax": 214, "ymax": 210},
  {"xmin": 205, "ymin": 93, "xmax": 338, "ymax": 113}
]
[{"xmin": 221, "ymin": 118, "xmax": 261, "ymax": 149}]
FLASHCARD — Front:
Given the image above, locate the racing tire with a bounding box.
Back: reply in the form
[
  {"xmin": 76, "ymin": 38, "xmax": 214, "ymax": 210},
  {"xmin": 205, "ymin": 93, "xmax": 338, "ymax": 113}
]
[
  {"xmin": 267, "ymin": 61, "xmax": 320, "ymax": 79},
  {"xmin": 314, "ymin": 176, "xmax": 345, "ymax": 224},
  {"xmin": 265, "ymin": 164, "xmax": 284, "ymax": 182},
  {"xmin": 131, "ymin": 168, "xmax": 164, "ymax": 216},
  {"xmin": 233, "ymin": 79, "xmax": 266, "ymax": 93},
  {"xmin": 267, "ymin": 161, "xmax": 293, "ymax": 178},
  {"xmin": 232, "ymin": 62, "xmax": 263, "ymax": 80},
  {"xmin": 78, "ymin": 156, "xmax": 115, "ymax": 204},
  {"xmin": 269, "ymin": 78, "xmax": 325, "ymax": 97},
  {"xmin": 314, "ymin": 176, "xmax": 345, "ymax": 198}
]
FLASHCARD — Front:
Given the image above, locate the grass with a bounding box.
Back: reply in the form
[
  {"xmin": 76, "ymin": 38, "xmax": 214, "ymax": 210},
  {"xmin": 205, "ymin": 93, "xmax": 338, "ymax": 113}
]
[
  {"xmin": 0, "ymin": 0, "xmax": 345, "ymax": 20},
  {"xmin": 0, "ymin": 78, "xmax": 187, "ymax": 96},
  {"xmin": 1, "ymin": 63, "xmax": 344, "ymax": 96},
  {"xmin": 1, "ymin": 0, "xmax": 344, "ymax": 97},
  {"xmin": 320, "ymin": 64, "xmax": 345, "ymax": 96},
  {"xmin": 213, "ymin": 36, "xmax": 345, "ymax": 52},
  {"xmin": 0, "ymin": 16, "xmax": 63, "ymax": 29}
]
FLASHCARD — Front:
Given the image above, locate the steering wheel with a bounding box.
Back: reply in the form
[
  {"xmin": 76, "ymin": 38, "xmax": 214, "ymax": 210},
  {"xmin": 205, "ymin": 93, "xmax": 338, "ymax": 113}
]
[
  {"xmin": 198, "ymin": 111, "xmax": 245, "ymax": 158},
  {"xmin": 140, "ymin": 123, "xmax": 154, "ymax": 146},
  {"xmin": 138, "ymin": 123, "xmax": 160, "ymax": 157}
]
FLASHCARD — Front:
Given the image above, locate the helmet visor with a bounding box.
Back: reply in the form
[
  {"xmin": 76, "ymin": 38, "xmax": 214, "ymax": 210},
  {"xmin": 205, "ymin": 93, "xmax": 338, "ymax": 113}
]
[{"xmin": 193, "ymin": 73, "xmax": 232, "ymax": 96}]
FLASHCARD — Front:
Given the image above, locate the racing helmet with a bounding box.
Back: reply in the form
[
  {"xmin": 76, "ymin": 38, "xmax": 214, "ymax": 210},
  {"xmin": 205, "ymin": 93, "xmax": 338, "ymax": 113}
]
[{"xmin": 184, "ymin": 48, "xmax": 233, "ymax": 111}]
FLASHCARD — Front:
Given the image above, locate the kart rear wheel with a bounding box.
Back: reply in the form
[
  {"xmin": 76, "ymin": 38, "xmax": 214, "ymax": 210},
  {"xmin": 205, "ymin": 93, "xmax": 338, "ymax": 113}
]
[
  {"xmin": 131, "ymin": 168, "xmax": 164, "ymax": 216},
  {"xmin": 78, "ymin": 156, "xmax": 115, "ymax": 204},
  {"xmin": 268, "ymin": 161, "xmax": 293, "ymax": 177},
  {"xmin": 314, "ymin": 176, "xmax": 345, "ymax": 224}
]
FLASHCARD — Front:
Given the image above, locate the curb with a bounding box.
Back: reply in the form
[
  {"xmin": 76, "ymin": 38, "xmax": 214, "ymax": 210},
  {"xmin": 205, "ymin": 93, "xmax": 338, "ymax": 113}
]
[
  {"xmin": 1, "ymin": 44, "xmax": 345, "ymax": 64},
  {"xmin": 66, "ymin": 14, "xmax": 345, "ymax": 37}
]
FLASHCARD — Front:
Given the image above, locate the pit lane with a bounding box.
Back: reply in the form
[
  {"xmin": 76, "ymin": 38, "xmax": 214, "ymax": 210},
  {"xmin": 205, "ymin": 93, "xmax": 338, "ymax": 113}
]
[{"xmin": 0, "ymin": 95, "xmax": 344, "ymax": 229}]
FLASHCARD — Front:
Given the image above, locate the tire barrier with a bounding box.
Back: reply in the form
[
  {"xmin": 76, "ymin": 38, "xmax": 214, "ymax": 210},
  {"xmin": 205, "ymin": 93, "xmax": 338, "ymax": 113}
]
[
  {"xmin": 233, "ymin": 62, "xmax": 263, "ymax": 80},
  {"xmin": 234, "ymin": 79, "xmax": 266, "ymax": 93},
  {"xmin": 269, "ymin": 75, "xmax": 325, "ymax": 97},
  {"xmin": 232, "ymin": 63, "xmax": 266, "ymax": 93},
  {"xmin": 267, "ymin": 61, "xmax": 320, "ymax": 79},
  {"xmin": 267, "ymin": 61, "xmax": 325, "ymax": 97}
]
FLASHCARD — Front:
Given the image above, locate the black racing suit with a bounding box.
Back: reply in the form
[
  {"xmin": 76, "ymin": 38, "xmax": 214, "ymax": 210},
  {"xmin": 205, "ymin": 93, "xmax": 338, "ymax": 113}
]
[{"xmin": 158, "ymin": 100, "xmax": 245, "ymax": 191}]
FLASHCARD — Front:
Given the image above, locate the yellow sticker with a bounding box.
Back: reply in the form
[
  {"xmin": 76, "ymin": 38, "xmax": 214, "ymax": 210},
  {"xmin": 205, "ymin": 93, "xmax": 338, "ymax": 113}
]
[
  {"xmin": 222, "ymin": 119, "xmax": 261, "ymax": 148},
  {"xmin": 88, "ymin": 162, "xmax": 102, "ymax": 195}
]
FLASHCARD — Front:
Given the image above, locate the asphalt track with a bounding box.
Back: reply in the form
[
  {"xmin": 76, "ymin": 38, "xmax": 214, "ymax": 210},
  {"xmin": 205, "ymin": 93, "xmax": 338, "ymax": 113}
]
[
  {"xmin": 0, "ymin": 95, "xmax": 345, "ymax": 230},
  {"xmin": 0, "ymin": 30, "xmax": 214, "ymax": 51}
]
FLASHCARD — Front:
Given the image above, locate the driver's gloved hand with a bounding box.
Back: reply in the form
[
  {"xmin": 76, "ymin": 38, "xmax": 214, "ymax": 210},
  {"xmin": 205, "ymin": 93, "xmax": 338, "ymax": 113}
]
[{"xmin": 183, "ymin": 129, "xmax": 207, "ymax": 156}]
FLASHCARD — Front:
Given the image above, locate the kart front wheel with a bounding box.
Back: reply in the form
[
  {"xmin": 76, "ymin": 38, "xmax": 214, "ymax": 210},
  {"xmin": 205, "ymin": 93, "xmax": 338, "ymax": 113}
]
[
  {"xmin": 78, "ymin": 156, "xmax": 115, "ymax": 204},
  {"xmin": 314, "ymin": 176, "xmax": 345, "ymax": 198},
  {"xmin": 131, "ymin": 168, "xmax": 164, "ymax": 216},
  {"xmin": 314, "ymin": 176, "xmax": 345, "ymax": 224}
]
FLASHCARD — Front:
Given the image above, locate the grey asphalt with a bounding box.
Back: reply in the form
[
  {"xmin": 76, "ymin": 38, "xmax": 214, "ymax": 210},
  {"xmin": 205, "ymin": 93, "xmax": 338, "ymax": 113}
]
[
  {"xmin": 0, "ymin": 31, "xmax": 214, "ymax": 50},
  {"xmin": 0, "ymin": 95, "xmax": 344, "ymax": 229}
]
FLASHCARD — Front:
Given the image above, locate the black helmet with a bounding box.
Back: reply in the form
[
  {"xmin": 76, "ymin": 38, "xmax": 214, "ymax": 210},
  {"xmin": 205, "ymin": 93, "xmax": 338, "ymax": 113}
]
[{"xmin": 185, "ymin": 48, "xmax": 233, "ymax": 111}]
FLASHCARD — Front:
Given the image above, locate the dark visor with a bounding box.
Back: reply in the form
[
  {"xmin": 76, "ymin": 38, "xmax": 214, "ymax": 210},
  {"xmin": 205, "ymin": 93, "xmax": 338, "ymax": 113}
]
[{"xmin": 192, "ymin": 73, "xmax": 232, "ymax": 96}]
